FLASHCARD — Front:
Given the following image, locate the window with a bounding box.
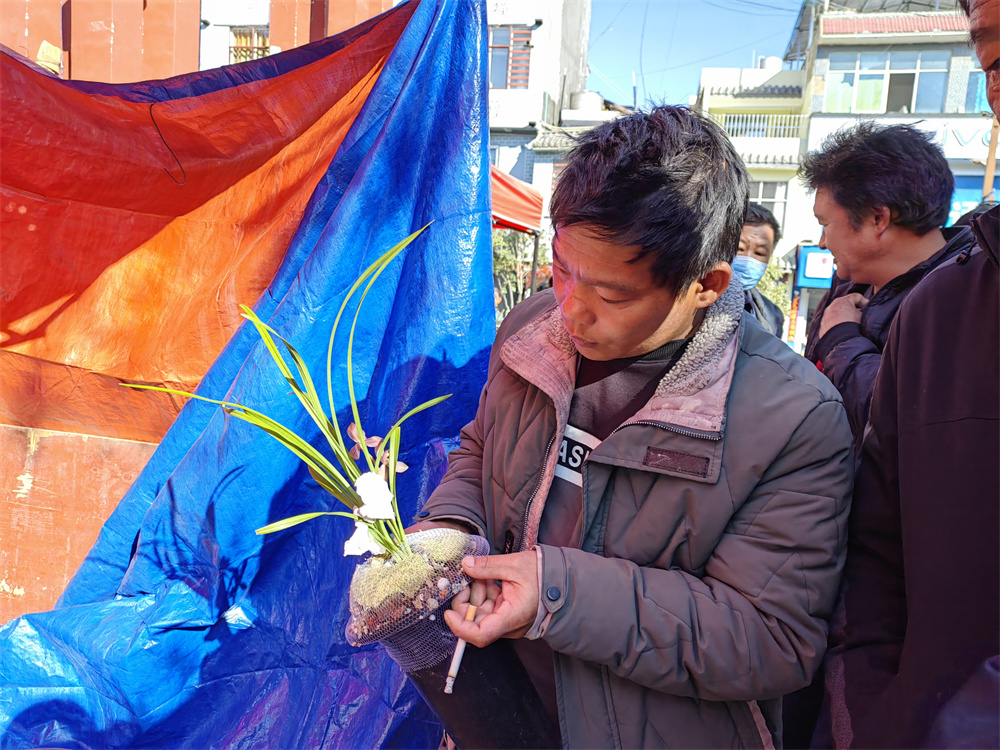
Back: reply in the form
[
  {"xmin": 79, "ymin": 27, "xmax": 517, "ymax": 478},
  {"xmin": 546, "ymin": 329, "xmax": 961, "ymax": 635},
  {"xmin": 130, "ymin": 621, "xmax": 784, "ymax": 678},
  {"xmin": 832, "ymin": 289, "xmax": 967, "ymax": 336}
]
[
  {"xmin": 749, "ymin": 182, "xmax": 788, "ymax": 229},
  {"xmin": 967, "ymin": 52, "xmax": 991, "ymax": 113},
  {"xmin": 489, "ymin": 26, "xmax": 531, "ymax": 89},
  {"xmin": 230, "ymin": 26, "xmax": 270, "ymax": 64},
  {"xmin": 966, "ymin": 72, "xmax": 989, "ymax": 112},
  {"xmin": 824, "ymin": 50, "xmax": 950, "ymax": 114}
]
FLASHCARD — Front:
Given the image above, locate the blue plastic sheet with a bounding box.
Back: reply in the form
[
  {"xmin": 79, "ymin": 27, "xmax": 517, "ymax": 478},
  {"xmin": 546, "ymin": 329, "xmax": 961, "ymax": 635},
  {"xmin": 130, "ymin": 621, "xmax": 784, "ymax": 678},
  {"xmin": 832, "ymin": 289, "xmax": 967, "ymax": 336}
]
[{"xmin": 0, "ymin": 0, "xmax": 494, "ymax": 746}]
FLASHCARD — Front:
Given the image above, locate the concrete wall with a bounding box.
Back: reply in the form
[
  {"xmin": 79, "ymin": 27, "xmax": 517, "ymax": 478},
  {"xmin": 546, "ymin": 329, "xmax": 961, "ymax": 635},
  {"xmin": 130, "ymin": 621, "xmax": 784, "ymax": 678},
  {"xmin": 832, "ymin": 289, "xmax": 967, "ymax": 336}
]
[
  {"xmin": 1, "ymin": 0, "xmax": 63, "ymax": 68},
  {"xmin": 2, "ymin": 0, "xmax": 398, "ymax": 82},
  {"xmin": 2, "ymin": 0, "xmax": 200, "ymax": 82}
]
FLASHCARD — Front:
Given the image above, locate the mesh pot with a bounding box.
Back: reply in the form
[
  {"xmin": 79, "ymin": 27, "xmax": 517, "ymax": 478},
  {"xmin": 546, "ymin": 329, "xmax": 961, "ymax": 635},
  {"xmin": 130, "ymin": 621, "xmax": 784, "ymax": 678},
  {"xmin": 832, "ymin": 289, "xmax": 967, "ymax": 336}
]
[{"xmin": 345, "ymin": 528, "xmax": 490, "ymax": 672}]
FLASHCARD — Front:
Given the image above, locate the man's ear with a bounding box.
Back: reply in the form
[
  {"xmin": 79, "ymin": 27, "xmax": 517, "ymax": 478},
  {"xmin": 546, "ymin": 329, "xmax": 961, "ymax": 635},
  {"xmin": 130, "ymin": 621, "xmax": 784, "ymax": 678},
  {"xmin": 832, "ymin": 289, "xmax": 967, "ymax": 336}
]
[
  {"xmin": 871, "ymin": 205, "xmax": 893, "ymax": 237},
  {"xmin": 691, "ymin": 262, "xmax": 733, "ymax": 309}
]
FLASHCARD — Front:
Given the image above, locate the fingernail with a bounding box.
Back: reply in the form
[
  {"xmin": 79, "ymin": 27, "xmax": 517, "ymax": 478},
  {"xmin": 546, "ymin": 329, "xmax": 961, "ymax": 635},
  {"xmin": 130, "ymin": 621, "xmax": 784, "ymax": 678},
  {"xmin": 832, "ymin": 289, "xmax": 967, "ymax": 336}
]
[{"xmin": 462, "ymin": 556, "xmax": 474, "ymax": 567}]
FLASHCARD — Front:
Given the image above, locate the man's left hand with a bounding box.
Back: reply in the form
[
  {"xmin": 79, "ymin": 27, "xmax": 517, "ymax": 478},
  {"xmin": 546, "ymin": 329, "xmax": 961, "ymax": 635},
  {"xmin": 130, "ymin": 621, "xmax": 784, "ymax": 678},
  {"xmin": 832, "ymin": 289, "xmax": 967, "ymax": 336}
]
[
  {"xmin": 444, "ymin": 551, "xmax": 539, "ymax": 648},
  {"xmin": 819, "ymin": 293, "xmax": 868, "ymax": 338}
]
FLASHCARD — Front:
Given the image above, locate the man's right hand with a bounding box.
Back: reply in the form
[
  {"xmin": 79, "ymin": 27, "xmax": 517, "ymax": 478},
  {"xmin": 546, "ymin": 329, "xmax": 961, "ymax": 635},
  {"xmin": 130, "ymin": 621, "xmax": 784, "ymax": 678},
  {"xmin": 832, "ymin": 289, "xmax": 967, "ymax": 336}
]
[{"xmin": 818, "ymin": 292, "xmax": 868, "ymax": 338}]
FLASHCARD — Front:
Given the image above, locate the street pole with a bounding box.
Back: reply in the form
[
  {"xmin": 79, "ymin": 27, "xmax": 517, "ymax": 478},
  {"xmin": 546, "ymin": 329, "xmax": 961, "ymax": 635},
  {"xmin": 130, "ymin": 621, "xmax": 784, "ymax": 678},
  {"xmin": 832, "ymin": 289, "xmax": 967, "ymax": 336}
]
[{"xmin": 983, "ymin": 116, "xmax": 999, "ymax": 202}]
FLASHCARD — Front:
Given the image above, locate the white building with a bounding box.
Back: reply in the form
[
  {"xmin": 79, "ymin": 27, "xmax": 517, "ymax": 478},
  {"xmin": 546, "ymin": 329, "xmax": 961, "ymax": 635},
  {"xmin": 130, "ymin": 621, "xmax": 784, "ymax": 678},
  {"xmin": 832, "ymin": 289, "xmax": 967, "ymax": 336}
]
[{"xmin": 487, "ymin": 0, "xmax": 618, "ymax": 221}]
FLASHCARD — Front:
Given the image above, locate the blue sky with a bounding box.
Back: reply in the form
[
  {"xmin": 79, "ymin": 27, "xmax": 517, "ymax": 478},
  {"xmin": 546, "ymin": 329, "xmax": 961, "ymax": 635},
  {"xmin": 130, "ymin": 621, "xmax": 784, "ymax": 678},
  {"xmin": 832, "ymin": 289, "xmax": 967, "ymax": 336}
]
[{"xmin": 586, "ymin": 0, "xmax": 804, "ymax": 107}]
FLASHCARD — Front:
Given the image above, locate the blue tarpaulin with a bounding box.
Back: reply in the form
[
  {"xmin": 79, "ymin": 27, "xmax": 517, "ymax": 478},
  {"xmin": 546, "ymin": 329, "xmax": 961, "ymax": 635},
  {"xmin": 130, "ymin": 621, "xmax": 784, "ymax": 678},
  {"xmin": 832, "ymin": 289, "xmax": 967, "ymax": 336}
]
[{"xmin": 0, "ymin": 0, "xmax": 494, "ymax": 746}]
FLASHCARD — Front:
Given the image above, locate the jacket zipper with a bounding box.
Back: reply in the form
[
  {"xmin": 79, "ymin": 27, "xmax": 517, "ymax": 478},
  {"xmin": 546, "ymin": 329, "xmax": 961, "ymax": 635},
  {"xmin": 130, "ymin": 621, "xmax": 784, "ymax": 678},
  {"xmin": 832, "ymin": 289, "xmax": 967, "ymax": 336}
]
[
  {"xmin": 518, "ymin": 432, "xmax": 558, "ymax": 552},
  {"xmin": 609, "ymin": 419, "xmax": 723, "ymax": 442}
]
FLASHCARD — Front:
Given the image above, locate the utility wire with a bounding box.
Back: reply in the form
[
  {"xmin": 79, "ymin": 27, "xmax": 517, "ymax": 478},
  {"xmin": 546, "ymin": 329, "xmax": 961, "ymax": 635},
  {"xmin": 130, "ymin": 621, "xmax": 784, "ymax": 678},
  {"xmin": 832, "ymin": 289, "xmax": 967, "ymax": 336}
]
[
  {"xmin": 638, "ymin": 0, "xmax": 651, "ymax": 109},
  {"xmin": 589, "ymin": 62, "xmax": 636, "ymax": 104},
  {"xmin": 589, "ymin": 1, "xmax": 631, "ymax": 50},
  {"xmin": 659, "ymin": 1, "xmax": 681, "ymax": 102},
  {"xmin": 704, "ymin": 0, "xmax": 801, "ymax": 16},
  {"xmin": 646, "ymin": 29, "xmax": 788, "ymax": 74}
]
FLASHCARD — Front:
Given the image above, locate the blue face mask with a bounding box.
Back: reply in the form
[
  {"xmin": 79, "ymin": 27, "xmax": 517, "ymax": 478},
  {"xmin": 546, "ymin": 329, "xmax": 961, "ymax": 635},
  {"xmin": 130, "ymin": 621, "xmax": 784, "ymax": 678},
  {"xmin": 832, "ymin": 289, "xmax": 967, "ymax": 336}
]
[{"xmin": 732, "ymin": 255, "xmax": 768, "ymax": 290}]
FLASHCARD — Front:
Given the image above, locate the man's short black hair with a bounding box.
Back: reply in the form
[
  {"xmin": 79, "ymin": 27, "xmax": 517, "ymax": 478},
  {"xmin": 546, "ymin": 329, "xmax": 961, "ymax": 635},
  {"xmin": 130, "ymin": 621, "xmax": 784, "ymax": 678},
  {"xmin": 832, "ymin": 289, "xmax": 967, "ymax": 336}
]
[
  {"xmin": 550, "ymin": 106, "xmax": 749, "ymax": 295},
  {"xmin": 799, "ymin": 121, "xmax": 953, "ymax": 236},
  {"xmin": 958, "ymin": 0, "xmax": 969, "ymax": 15},
  {"xmin": 745, "ymin": 202, "xmax": 781, "ymax": 245}
]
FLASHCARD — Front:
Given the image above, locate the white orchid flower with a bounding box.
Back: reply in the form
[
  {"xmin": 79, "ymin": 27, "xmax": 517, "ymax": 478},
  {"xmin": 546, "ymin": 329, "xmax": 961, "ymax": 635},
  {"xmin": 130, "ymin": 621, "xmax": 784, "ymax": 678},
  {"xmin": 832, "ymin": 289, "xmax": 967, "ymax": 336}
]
[
  {"xmin": 344, "ymin": 520, "xmax": 386, "ymax": 556},
  {"xmin": 354, "ymin": 472, "xmax": 396, "ymax": 520}
]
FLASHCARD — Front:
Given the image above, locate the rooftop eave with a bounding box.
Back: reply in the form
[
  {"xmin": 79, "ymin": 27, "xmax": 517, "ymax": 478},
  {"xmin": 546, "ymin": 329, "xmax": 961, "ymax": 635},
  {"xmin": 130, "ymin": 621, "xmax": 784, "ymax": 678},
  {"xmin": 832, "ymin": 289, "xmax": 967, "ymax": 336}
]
[
  {"xmin": 817, "ymin": 30, "xmax": 969, "ymax": 45},
  {"xmin": 527, "ymin": 124, "xmax": 592, "ymax": 152},
  {"xmin": 783, "ymin": 1, "xmax": 964, "ymax": 61}
]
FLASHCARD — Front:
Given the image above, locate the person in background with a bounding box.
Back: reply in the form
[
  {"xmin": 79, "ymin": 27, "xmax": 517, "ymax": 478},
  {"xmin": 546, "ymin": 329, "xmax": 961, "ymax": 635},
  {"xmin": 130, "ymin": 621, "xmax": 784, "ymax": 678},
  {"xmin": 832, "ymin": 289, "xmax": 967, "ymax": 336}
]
[
  {"xmin": 799, "ymin": 122, "xmax": 977, "ymax": 454},
  {"xmin": 736, "ymin": 202, "xmax": 785, "ymax": 337},
  {"xmin": 816, "ymin": 0, "xmax": 1000, "ymax": 746},
  {"xmin": 410, "ymin": 106, "xmax": 855, "ymax": 749}
]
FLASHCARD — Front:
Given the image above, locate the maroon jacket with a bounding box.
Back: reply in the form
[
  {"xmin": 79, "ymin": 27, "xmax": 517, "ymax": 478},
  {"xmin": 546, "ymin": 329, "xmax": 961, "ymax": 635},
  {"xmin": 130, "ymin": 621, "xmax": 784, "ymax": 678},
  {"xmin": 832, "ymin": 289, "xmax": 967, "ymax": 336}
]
[{"xmin": 821, "ymin": 205, "xmax": 1000, "ymax": 748}]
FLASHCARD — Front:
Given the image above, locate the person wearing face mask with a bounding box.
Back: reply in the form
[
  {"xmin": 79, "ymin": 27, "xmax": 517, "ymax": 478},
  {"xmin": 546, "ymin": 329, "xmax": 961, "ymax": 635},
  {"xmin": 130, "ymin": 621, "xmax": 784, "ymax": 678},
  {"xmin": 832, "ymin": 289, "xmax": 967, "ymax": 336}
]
[{"xmin": 735, "ymin": 203, "xmax": 784, "ymax": 337}]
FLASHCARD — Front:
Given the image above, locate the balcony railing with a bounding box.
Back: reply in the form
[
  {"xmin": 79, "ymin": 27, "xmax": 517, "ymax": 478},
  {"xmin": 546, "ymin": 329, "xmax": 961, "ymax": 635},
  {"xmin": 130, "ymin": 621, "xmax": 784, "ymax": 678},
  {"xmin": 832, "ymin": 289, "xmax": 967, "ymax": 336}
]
[
  {"xmin": 230, "ymin": 46, "xmax": 270, "ymax": 64},
  {"xmin": 709, "ymin": 113, "xmax": 808, "ymax": 139}
]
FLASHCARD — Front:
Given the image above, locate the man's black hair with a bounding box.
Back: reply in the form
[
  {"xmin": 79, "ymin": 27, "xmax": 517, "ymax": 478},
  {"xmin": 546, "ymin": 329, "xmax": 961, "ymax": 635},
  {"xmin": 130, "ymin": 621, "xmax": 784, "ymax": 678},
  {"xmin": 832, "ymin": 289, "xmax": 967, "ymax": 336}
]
[
  {"xmin": 745, "ymin": 202, "xmax": 782, "ymax": 245},
  {"xmin": 799, "ymin": 121, "xmax": 953, "ymax": 236},
  {"xmin": 550, "ymin": 106, "xmax": 749, "ymax": 295},
  {"xmin": 958, "ymin": 0, "xmax": 969, "ymax": 14}
]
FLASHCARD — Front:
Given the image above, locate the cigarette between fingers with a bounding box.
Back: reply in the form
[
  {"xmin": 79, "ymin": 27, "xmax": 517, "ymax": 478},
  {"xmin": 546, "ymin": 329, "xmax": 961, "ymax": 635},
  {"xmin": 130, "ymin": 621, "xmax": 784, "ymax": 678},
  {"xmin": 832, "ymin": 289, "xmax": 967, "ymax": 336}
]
[{"xmin": 443, "ymin": 604, "xmax": 477, "ymax": 694}]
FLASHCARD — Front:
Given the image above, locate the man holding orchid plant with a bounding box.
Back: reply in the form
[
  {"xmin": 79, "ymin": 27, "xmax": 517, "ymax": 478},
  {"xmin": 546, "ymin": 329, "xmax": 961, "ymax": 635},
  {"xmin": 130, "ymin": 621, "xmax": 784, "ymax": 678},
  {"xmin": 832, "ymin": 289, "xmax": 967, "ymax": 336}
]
[{"xmin": 413, "ymin": 107, "xmax": 854, "ymax": 748}]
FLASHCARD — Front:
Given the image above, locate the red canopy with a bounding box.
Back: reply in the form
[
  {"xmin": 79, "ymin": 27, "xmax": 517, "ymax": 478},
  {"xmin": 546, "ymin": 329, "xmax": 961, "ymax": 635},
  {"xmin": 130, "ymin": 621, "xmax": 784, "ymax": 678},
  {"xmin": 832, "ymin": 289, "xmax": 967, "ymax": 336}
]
[{"xmin": 490, "ymin": 164, "xmax": 543, "ymax": 234}]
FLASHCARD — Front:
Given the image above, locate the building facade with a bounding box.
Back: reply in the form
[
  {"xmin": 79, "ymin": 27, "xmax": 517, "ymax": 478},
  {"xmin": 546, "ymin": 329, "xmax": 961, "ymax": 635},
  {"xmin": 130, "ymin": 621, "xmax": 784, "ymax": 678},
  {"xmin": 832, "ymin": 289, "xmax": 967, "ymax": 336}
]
[
  {"xmin": 487, "ymin": 0, "xmax": 620, "ymax": 223},
  {"xmin": 0, "ymin": 0, "xmax": 394, "ymax": 83},
  {"xmin": 695, "ymin": 0, "xmax": 996, "ymax": 350}
]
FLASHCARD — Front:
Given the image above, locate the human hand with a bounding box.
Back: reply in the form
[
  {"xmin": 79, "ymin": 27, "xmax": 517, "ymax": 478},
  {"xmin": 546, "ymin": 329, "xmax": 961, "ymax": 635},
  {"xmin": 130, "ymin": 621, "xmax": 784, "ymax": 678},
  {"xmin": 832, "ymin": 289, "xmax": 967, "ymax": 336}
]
[
  {"xmin": 444, "ymin": 551, "xmax": 539, "ymax": 648},
  {"xmin": 819, "ymin": 293, "xmax": 868, "ymax": 338}
]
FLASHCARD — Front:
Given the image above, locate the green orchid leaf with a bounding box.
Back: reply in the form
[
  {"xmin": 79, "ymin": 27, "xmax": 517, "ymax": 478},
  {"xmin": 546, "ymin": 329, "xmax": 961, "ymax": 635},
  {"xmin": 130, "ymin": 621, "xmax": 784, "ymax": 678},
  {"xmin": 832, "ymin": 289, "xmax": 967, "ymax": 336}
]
[
  {"xmin": 327, "ymin": 225, "xmax": 430, "ymax": 470},
  {"xmin": 240, "ymin": 306, "xmax": 358, "ymax": 482},
  {"xmin": 382, "ymin": 426, "xmax": 410, "ymax": 553},
  {"xmin": 388, "ymin": 393, "xmax": 453, "ymax": 435},
  {"xmin": 308, "ymin": 465, "xmax": 354, "ymax": 504},
  {"xmin": 121, "ymin": 384, "xmax": 358, "ymax": 508},
  {"xmin": 256, "ymin": 510, "xmax": 356, "ymax": 535},
  {"xmin": 238, "ymin": 308, "xmax": 301, "ymax": 394},
  {"xmin": 224, "ymin": 407, "xmax": 359, "ymax": 508}
]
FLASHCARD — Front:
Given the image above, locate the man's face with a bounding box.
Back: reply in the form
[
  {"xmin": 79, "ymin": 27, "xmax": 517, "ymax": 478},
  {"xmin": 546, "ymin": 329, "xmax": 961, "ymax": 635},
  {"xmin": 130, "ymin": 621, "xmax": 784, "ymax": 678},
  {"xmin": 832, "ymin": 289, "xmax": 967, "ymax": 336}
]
[
  {"xmin": 737, "ymin": 224, "xmax": 776, "ymax": 264},
  {"xmin": 814, "ymin": 187, "xmax": 880, "ymax": 283},
  {"xmin": 551, "ymin": 224, "xmax": 701, "ymax": 361},
  {"xmin": 969, "ymin": 0, "xmax": 1000, "ymax": 118}
]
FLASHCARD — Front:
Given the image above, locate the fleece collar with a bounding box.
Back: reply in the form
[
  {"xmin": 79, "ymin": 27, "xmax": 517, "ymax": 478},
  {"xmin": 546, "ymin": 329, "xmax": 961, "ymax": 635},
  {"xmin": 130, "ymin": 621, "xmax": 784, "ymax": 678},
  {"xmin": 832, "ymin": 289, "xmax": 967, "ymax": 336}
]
[{"xmin": 500, "ymin": 278, "xmax": 745, "ymax": 435}]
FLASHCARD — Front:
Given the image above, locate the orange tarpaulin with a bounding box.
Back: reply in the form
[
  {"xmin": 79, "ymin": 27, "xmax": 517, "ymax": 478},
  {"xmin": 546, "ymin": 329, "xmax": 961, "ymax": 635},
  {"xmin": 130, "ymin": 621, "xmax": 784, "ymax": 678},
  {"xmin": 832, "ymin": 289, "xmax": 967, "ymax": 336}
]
[{"xmin": 0, "ymin": 5, "xmax": 413, "ymax": 405}]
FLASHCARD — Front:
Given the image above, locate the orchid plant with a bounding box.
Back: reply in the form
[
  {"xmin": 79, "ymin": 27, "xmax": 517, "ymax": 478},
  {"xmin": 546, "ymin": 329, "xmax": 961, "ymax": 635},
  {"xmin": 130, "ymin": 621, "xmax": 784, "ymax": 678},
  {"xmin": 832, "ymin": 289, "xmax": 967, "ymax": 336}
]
[{"xmin": 125, "ymin": 227, "xmax": 448, "ymax": 558}]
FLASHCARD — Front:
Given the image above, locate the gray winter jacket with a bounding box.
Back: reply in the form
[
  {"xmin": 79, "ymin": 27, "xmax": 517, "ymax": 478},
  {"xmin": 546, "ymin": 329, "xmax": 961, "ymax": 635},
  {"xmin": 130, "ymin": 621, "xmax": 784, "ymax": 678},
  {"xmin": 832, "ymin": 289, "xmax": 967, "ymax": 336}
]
[{"xmin": 420, "ymin": 281, "xmax": 854, "ymax": 748}]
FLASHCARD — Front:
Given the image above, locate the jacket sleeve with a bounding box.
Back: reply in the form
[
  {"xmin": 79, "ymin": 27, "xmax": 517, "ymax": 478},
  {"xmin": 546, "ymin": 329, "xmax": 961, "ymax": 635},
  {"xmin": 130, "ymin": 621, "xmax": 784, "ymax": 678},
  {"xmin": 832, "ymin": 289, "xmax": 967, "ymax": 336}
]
[
  {"xmin": 536, "ymin": 397, "xmax": 854, "ymax": 702},
  {"xmin": 811, "ymin": 321, "xmax": 879, "ymax": 448}
]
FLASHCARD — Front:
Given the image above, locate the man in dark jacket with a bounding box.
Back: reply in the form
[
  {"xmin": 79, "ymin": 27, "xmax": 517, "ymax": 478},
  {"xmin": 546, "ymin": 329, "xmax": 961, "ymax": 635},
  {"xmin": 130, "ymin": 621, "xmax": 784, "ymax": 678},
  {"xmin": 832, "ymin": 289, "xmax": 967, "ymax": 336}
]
[
  {"xmin": 412, "ymin": 107, "xmax": 854, "ymax": 748},
  {"xmin": 818, "ymin": 1, "xmax": 1000, "ymax": 746},
  {"xmin": 737, "ymin": 202, "xmax": 785, "ymax": 337},
  {"xmin": 800, "ymin": 123, "xmax": 977, "ymax": 453}
]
